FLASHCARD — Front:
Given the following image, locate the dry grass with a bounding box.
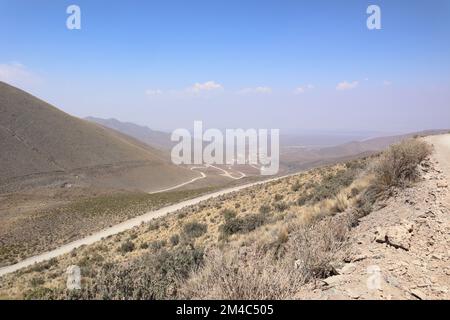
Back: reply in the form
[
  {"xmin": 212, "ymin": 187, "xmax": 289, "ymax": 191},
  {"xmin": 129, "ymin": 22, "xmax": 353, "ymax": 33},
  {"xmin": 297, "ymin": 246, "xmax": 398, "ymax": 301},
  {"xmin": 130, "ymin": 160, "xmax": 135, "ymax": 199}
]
[
  {"xmin": 0, "ymin": 140, "xmax": 431, "ymax": 300},
  {"xmin": 180, "ymin": 213, "xmax": 352, "ymax": 300},
  {"xmin": 372, "ymin": 139, "xmax": 432, "ymax": 190},
  {"xmin": 180, "ymin": 249, "xmax": 304, "ymax": 300},
  {"xmin": 0, "ymin": 187, "xmax": 215, "ymax": 267}
]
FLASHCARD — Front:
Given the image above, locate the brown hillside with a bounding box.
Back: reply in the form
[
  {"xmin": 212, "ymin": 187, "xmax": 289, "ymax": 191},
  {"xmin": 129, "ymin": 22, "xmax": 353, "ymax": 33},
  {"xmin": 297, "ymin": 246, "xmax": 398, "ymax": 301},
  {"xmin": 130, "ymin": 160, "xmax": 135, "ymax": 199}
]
[{"xmin": 0, "ymin": 82, "xmax": 195, "ymax": 191}]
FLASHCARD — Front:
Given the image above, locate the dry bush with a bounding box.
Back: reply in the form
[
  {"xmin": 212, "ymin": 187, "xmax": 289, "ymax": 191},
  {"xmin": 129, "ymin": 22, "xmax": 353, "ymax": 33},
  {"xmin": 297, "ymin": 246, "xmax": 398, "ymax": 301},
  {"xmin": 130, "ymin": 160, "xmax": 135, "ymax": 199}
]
[
  {"xmin": 182, "ymin": 221, "xmax": 207, "ymax": 239},
  {"xmin": 287, "ymin": 215, "xmax": 351, "ymax": 281},
  {"xmin": 180, "ymin": 249, "xmax": 305, "ymax": 300},
  {"xmin": 372, "ymin": 139, "xmax": 431, "ymax": 190},
  {"xmin": 67, "ymin": 245, "xmax": 203, "ymax": 300},
  {"xmin": 181, "ymin": 212, "xmax": 352, "ymax": 300},
  {"xmin": 220, "ymin": 212, "xmax": 268, "ymax": 237}
]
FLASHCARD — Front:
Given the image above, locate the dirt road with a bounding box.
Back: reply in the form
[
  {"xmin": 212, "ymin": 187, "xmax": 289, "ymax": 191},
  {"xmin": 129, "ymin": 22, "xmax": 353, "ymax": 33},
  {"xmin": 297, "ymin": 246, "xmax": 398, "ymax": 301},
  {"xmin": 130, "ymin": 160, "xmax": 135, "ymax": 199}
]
[{"xmin": 0, "ymin": 170, "xmax": 295, "ymax": 277}]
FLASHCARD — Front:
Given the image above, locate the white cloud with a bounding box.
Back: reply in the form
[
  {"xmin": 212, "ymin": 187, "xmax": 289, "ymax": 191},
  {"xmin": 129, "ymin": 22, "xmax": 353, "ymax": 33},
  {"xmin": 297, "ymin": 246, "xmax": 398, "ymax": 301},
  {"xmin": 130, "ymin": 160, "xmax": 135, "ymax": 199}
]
[
  {"xmin": 383, "ymin": 80, "xmax": 392, "ymax": 86},
  {"xmin": 336, "ymin": 81, "xmax": 359, "ymax": 91},
  {"xmin": 294, "ymin": 84, "xmax": 314, "ymax": 94},
  {"xmin": 238, "ymin": 86, "xmax": 272, "ymax": 95},
  {"xmin": 145, "ymin": 89, "xmax": 163, "ymax": 96},
  {"xmin": 0, "ymin": 62, "xmax": 41, "ymax": 87},
  {"xmin": 187, "ymin": 81, "xmax": 223, "ymax": 93}
]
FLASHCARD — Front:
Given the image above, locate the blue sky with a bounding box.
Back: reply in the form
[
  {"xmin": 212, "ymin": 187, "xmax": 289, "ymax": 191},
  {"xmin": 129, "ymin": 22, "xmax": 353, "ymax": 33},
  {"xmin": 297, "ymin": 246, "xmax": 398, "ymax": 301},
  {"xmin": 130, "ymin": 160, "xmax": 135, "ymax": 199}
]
[{"xmin": 1, "ymin": 0, "xmax": 449, "ymax": 132}]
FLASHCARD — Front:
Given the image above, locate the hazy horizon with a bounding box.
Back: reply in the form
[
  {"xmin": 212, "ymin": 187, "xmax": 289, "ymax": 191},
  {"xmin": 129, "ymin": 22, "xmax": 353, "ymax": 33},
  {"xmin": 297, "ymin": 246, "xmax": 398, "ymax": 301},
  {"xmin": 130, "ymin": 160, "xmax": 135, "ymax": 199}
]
[{"xmin": 1, "ymin": 0, "xmax": 449, "ymax": 133}]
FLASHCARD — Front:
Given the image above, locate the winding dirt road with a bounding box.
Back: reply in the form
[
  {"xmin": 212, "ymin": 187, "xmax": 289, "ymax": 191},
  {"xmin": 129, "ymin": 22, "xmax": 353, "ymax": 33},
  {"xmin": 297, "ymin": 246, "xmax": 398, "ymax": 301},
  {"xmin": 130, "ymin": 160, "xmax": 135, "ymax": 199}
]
[
  {"xmin": 0, "ymin": 170, "xmax": 293, "ymax": 277},
  {"xmin": 2, "ymin": 135, "xmax": 448, "ymax": 279}
]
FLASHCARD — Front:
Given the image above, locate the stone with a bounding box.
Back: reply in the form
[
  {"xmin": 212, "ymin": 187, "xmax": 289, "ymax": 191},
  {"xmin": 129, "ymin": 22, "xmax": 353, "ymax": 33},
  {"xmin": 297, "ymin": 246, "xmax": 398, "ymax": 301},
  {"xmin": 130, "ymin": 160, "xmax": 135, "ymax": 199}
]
[
  {"xmin": 338, "ymin": 263, "xmax": 357, "ymax": 275},
  {"xmin": 437, "ymin": 181, "xmax": 448, "ymax": 188},
  {"xmin": 323, "ymin": 275, "xmax": 346, "ymax": 287},
  {"xmin": 375, "ymin": 224, "xmax": 413, "ymax": 251},
  {"xmin": 346, "ymin": 289, "xmax": 361, "ymax": 299},
  {"xmin": 410, "ymin": 288, "xmax": 427, "ymax": 300}
]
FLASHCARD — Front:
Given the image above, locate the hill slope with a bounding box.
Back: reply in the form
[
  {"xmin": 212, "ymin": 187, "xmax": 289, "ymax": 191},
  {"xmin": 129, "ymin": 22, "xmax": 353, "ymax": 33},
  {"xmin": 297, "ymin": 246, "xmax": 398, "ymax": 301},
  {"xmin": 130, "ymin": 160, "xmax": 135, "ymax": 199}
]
[
  {"xmin": 85, "ymin": 117, "xmax": 172, "ymax": 151},
  {"xmin": 0, "ymin": 82, "xmax": 194, "ymax": 191}
]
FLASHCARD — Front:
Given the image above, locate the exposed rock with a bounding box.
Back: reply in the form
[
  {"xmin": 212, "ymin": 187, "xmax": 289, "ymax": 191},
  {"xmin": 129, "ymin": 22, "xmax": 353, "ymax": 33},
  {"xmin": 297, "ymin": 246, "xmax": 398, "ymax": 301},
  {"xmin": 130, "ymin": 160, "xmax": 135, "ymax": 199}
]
[
  {"xmin": 410, "ymin": 288, "xmax": 427, "ymax": 300},
  {"xmin": 375, "ymin": 223, "xmax": 414, "ymax": 251},
  {"xmin": 323, "ymin": 275, "xmax": 346, "ymax": 287},
  {"xmin": 437, "ymin": 181, "xmax": 448, "ymax": 188},
  {"xmin": 338, "ymin": 263, "xmax": 357, "ymax": 275}
]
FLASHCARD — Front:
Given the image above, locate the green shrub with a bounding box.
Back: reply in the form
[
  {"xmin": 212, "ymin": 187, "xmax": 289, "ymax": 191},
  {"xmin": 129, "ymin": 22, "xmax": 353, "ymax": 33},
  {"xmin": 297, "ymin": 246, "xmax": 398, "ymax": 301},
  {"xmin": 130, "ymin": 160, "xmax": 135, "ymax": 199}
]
[
  {"xmin": 183, "ymin": 221, "xmax": 207, "ymax": 239},
  {"xmin": 274, "ymin": 194, "xmax": 284, "ymax": 201},
  {"xmin": 150, "ymin": 240, "xmax": 167, "ymax": 251},
  {"xmin": 221, "ymin": 209, "xmax": 237, "ymax": 221},
  {"xmin": 24, "ymin": 287, "xmax": 55, "ymax": 300},
  {"xmin": 30, "ymin": 277, "xmax": 45, "ymax": 288},
  {"xmin": 309, "ymin": 169, "xmax": 358, "ymax": 204},
  {"xmin": 291, "ymin": 182, "xmax": 301, "ymax": 192},
  {"xmin": 220, "ymin": 213, "xmax": 268, "ymax": 236},
  {"xmin": 140, "ymin": 242, "xmax": 149, "ymax": 250},
  {"xmin": 274, "ymin": 201, "xmax": 289, "ymax": 212},
  {"xmin": 77, "ymin": 246, "xmax": 204, "ymax": 300},
  {"xmin": 118, "ymin": 240, "xmax": 135, "ymax": 254},
  {"xmin": 296, "ymin": 194, "xmax": 311, "ymax": 206},
  {"xmin": 259, "ymin": 205, "xmax": 271, "ymax": 214},
  {"xmin": 170, "ymin": 234, "xmax": 180, "ymax": 246}
]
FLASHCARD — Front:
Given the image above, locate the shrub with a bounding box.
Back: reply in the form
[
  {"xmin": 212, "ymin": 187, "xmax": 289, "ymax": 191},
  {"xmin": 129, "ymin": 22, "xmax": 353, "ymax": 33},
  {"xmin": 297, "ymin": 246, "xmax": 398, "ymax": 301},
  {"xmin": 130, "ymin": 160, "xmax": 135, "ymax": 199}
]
[
  {"xmin": 273, "ymin": 201, "xmax": 289, "ymax": 212},
  {"xmin": 150, "ymin": 240, "xmax": 166, "ymax": 251},
  {"xmin": 118, "ymin": 240, "xmax": 135, "ymax": 254},
  {"xmin": 24, "ymin": 287, "xmax": 56, "ymax": 300},
  {"xmin": 296, "ymin": 194, "xmax": 310, "ymax": 206},
  {"xmin": 183, "ymin": 221, "xmax": 207, "ymax": 239},
  {"xmin": 291, "ymin": 182, "xmax": 301, "ymax": 192},
  {"xmin": 373, "ymin": 139, "xmax": 431, "ymax": 190},
  {"xmin": 259, "ymin": 205, "xmax": 271, "ymax": 214},
  {"xmin": 140, "ymin": 242, "xmax": 149, "ymax": 250},
  {"xmin": 30, "ymin": 277, "xmax": 45, "ymax": 288},
  {"xmin": 274, "ymin": 194, "xmax": 284, "ymax": 201},
  {"xmin": 221, "ymin": 209, "xmax": 237, "ymax": 221},
  {"xmin": 288, "ymin": 215, "xmax": 351, "ymax": 281},
  {"xmin": 180, "ymin": 250, "xmax": 305, "ymax": 300},
  {"xmin": 76, "ymin": 246, "xmax": 204, "ymax": 300},
  {"xmin": 308, "ymin": 168, "xmax": 359, "ymax": 204},
  {"xmin": 220, "ymin": 213, "xmax": 267, "ymax": 236},
  {"xmin": 170, "ymin": 234, "xmax": 180, "ymax": 246}
]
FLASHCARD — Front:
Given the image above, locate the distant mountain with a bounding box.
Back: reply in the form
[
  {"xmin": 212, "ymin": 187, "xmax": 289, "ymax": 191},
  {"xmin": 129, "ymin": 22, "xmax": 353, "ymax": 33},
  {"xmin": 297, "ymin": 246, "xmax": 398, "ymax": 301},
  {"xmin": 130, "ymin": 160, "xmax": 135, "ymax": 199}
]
[
  {"xmin": 85, "ymin": 117, "xmax": 172, "ymax": 150},
  {"xmin": 0, "ymin": 82, "xmax": 195, "ymax": 192},
  {"xmin": 84, "ymin": 116, "xmax": 448, "ymax": 175}
]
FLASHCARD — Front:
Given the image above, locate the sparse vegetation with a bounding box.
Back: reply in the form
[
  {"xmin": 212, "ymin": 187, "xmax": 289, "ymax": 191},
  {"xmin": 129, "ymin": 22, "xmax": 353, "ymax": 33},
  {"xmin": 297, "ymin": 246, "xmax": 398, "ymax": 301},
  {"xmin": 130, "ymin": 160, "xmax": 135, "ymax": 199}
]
[
  {"xmin": 0, "ymin": 139, "xmax": 433, "ymax": 300},
  {"xmin": 72, "ymin": 246, "xmax": 203, "ymax": 300},
  {"xmin": 273, "ymin": 201, "xmax": 289, "ymax": 212},
  {"xmin": 118, "ymin": 240, "xmax": 135, "ymax": 254},
  {"xmin": 220, "ymin": 212, "xmax": 268, "ymax": 236},
  {"xmin": 259, "ymin": 205, "xmax": 271, "ymax": 214},
  {"xmin": 182, "ymin": 221, "xmax": 208, "ymax": 239},
  {"xmin": 221, "ymin": 208, "xmax": 237, "ymax": 221},
  {"xmin": 372, "ymin": 139, "xmax": 432, "ymax": 190}
]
